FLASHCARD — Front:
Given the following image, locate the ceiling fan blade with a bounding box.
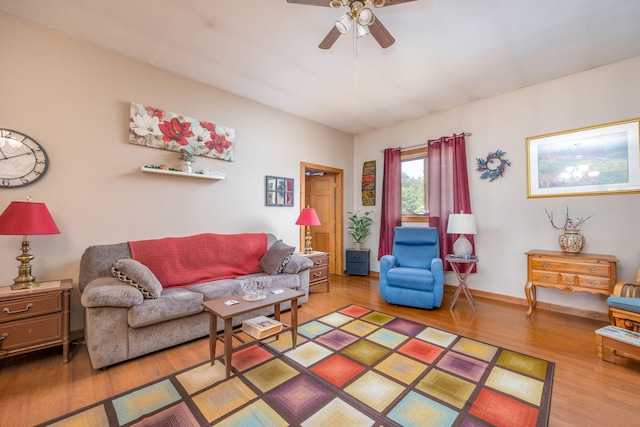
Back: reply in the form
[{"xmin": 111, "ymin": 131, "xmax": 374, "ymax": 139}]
[
  {"xmin": 319, "ymin": 26, "xmax": 342, "ymax": 49},
  {"xmin": 380, "ymin": 0, "xmax": 417, "ymax": 6},
  {"xmin": 369, "ymin": 17, "xmax": 395, "ymax": 48},
  {"xmin": 286, "ymin": 0, "xmax": 331, "ymax": 6}
]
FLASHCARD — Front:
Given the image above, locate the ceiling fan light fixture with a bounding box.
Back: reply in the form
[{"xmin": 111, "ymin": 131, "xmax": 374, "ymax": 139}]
[
  {"xmin": 356, "ymin": 23, "xmax": 370, "ymax": 38},
  {"xmin": 357, "ymin": 7, "xmax": 373, "ymax": 26},
  {"xmin": 335, "ymin": 13, "xmax": 352, "ymax": 34}
]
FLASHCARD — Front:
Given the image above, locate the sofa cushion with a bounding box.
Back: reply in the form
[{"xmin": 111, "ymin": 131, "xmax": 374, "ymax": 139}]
[
  {"xmin": 607, "ymin": 296, "xmax": 640, "ymax": 314},
  {"xmin": 186, "ymin": 279, "xmax": 245, "ymax": 301},
  {"xmin": 81, "ymin": 277, "xmax": 144, "ymax": 308},
  {"xmin": 112, "ymin": 258, "xmax": 162, "ymax": 299},
  {"xmin": 260, "ymin": 240, "xmax": 295, "ymax": 275},
  {"xmin": 128, "ymin": 288, "xmax": 204, "ymax": 328},
  {"xmin": 386, "ymin": 267, "xmax": 435, "ymax": 291}
]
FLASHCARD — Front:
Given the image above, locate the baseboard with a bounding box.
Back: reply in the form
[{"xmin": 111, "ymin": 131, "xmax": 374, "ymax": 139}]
[{"xmin": 445, "ymin": 284, "xmax": 609, "ymax": 322}]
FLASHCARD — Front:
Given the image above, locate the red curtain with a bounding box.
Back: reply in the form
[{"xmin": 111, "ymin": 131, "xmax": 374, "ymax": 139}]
[
  {"xmin": 378, "ymin": 148, "xmax": 402, "ymax": 260},
  {"xmin": 428, "ymin": 133, "xmax": 474, "ymax": 270}
]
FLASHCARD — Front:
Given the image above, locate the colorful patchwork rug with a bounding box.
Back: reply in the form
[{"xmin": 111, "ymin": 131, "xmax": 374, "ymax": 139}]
[{"xmin": 39, "ymin": 305, "xmax": 554, "ymax": 426}]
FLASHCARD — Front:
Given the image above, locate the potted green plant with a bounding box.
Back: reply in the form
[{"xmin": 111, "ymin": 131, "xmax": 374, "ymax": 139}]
[
  {"xmin": 347, "ymin": 210, "xmax": 373, "ymax": 250},
  {"xmin": 179, "ymin": 148, "xmax": 195, "ymax": 173}
]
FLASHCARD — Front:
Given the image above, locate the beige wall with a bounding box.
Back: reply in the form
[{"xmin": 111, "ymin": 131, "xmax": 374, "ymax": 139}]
[
  {"xmin": 0, "ymin": 13, "xmax": 354, "ymax": 331},
  {"xmin": 355, "ymin": 56, "xmax": 640, "ymax": 315}
]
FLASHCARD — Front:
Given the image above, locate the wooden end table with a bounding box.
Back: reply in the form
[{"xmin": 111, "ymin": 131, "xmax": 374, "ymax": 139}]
[
  {"xmin": 0, "ymin": 279, "xmax": 72, "ymax": 362},
  {"xmin": 446, "ymin": 255, "xmax": 478, "ymax": 312},
  {"xmin": 201, "ymin": 287, "xmax": 303, "ymax": 378},
  {"xmin": 299, "ymin": 251, "xmax": 330, "ymax": 292}
]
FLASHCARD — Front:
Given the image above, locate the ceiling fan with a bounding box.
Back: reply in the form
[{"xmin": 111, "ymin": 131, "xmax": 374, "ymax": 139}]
[{"xmin": 287, "ymin": 0, "xmax": 416, "ymax": 49}]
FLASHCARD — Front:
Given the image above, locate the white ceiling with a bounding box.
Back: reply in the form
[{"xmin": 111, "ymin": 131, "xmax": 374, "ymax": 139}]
[{"xmin": 2, "ymin": 0, "xmax": 640, "ymax": 134}]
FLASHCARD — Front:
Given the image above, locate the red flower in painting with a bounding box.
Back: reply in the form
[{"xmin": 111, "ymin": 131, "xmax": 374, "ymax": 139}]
[
  {"xmin": 200, "ymin": 121, "xmax": 215, "ymax": 132},
  {"xmin": 206, "ymin": 131, "xmax": 232, "ymax": 153},
  {"xmin": 159, "ymin": 118, "xmax": 194, "ymax": 146},
  {"xmin": 145, "ymin": 106, "xmax": 166, "ymax": 120}
]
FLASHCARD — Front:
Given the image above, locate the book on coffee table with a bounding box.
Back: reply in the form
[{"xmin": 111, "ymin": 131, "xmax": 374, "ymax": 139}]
[{"xmin": 242, "ymin": 316, "xmax": 283, "ymax": 339}]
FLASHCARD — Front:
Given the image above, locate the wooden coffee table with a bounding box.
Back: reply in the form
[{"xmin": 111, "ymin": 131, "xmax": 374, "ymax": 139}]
[{"xmin": 201, "ymin": 287, "xmax": 304, "ymax": 378}]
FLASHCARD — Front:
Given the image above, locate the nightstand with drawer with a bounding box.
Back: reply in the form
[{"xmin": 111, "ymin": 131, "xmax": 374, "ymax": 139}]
[
  {"xmin": 346, "ymin": 249, "xmax": 370, "ymax": 276},
  {"xmin": 299, "ymin": 251, "xmax": 330, "ymax": 292},
  {"xmin": 0, "ymin": 279, "xmax": 72, "ymax": 362}
]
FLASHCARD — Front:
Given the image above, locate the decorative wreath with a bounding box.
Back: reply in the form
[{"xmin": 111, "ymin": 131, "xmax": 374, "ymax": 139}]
[{"xmin": 476, "ymin": 150, "xmax": 511, "ymax": 182}]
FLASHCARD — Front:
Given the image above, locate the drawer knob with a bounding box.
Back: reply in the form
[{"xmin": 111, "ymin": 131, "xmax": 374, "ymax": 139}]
[
  {"xmin": 589, "ymin": 267, "xmax": 599, "ymax": 273},
  {"xmin": 588, "ymin": 280, "xmax": 600, "ymax": 286},
  {"xmin": 2, "ymin": 303, "xmax": 33, "ymax": 314},
  {"xmin": 541, "ymin": 262, "xmax": 550, "ymax": 268},
  {"xmin": 313, "ymin": 272, "xmax": 322, "ymax": 277},
  {"xmin": 314, "ymin": 260, "xmax": 321, "ymax": 265},
  {"xmin": 540, "ymin": 274, "xmax": 550, "ymax": 280},
  {"xmin": 0, "ymin": 332, "xmax": 8, "ymax": 341}
]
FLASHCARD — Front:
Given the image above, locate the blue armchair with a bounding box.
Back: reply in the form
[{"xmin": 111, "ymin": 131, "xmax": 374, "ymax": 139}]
[{"xmin": 380, "ymin": 226, "xmax": 444, "ymax": 309}]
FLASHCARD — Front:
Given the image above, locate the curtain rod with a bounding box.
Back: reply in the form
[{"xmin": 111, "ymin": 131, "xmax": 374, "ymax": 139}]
[{"xmin": 381, "ymin": 132, "xmax": 472, "ymax": 153}]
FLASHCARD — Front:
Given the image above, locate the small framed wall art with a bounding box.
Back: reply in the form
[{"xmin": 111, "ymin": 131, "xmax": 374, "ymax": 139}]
[{"xmin": 265, "ymin": 176, "xmax": 294, "ymax": 206}]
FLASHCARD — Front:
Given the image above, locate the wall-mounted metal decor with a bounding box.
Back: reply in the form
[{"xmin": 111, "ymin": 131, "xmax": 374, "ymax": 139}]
[
  {"xmin": 129, "ymin": 102, "xmax": 235, "ymax": 162},
  {"xmin": 526, "ymin": 118, "xmax": 640, "ymax": 198},
  {"xmin": 476, "ymin": 150, "xmax": 510, "ymax": 182},
  {"xmin": 266, "ymin": 176, "xmax": 294, "ymax": 206}
]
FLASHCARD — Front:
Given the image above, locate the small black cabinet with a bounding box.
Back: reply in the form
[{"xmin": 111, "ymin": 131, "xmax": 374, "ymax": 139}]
[{"xmin": 346, "ymin": 249, "xmax": 370, "ymax": 276}]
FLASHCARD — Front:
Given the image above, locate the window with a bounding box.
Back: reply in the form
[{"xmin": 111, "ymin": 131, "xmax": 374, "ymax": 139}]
[{"xmin": 401, "ymin": 147, "xmax": 428, "ymax": 222}]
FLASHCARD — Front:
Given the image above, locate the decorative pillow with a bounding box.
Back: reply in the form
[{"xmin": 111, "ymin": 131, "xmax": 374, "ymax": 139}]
[
  {"xmin": 112, "ymin": 258, "xmax": 162, "ymax": 299},
  {"xmin": 282, "ymin": 255, "xmax": 314, "ymax": 274},
  {"xmin": 260, "ymin": 240, "xmax": 295, "ymax": 275}
]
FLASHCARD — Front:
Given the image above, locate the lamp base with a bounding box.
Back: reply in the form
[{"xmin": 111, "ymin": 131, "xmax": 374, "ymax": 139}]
[
  {"xmin": 11, "ymin": 235, "xmax": 39, "ymax": 290},
  {"xmin": 304, "ymin": 226, "xmax": 314, "ymax": 254},
  {"xmin": 11, "ymin": 281, "xmax": 39, "ymax": 290},
  {"xmin": 453, "ymin": 234, "xmax": 473, "ymax": 257}
]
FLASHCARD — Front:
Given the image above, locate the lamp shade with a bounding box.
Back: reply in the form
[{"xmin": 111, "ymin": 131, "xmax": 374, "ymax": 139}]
[
  {"xmin": 335, "ymin": 13, "xmax": 353, "ymax": 34},
  {"xmin": 295, "ymin": 208, "xmax": 321, "ymax": 226},
  {"xmin": 0, "ymin": 201, "xmax": 60, "ymax": 235},
  {"xmin": 446, "ymin": 213, "xmax": 477, "ymax": 235}
]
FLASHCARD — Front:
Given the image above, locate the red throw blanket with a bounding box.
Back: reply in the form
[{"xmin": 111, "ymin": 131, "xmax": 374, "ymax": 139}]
[{"xmin": 129, "ymin": 233, "xmax": 267, "ymax": 288}]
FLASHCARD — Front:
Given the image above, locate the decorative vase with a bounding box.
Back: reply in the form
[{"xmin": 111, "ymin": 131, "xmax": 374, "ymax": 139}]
[
  {"xmin": 182, "ymin": 161, "xmax": 193, "ymax": 173},
  {"xmin": 354, "ymin": 242, "xmax": 362, "ymax": 250},
  {"xmin": 559, "ymin": 229, "xmax": 584, "ymax": 254}
]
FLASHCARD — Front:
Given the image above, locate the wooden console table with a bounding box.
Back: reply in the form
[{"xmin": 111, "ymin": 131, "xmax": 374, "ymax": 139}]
[{"xmin": 525, "ymin": 250, "xmax": 618, "ymax": 316}]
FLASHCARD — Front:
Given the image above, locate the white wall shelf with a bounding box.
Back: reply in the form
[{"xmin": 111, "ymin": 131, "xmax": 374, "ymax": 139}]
[{"xmin": 140, "ymin": 166, "xmax": 225, "ymax": 181}]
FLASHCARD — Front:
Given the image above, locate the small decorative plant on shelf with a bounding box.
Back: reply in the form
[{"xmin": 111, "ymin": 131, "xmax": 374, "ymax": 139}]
[
  {"xmin": 179, "ymin": 148, "xmax": 195, "ymax": 173},
  {"xmin": 545, "ymin": 207, "xmax": 592, "ymax": 254},
  {"xmin": 179, "ymin": 148, "xmax": 195, "ymax": 162},
  {"xmin": 347, "ymin": 211, "xmax": 373, "ymax": 250}
]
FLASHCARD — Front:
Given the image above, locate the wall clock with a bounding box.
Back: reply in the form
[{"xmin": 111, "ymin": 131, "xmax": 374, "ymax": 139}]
[{"xmin": 0, "ymin": 129, "xmax": 49, "ymax": 188}]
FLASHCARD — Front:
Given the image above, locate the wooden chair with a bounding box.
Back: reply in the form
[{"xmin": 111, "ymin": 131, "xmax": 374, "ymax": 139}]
[{"xmin": 608, "ymin": 268, "xmax": 640, "ymax": 332}]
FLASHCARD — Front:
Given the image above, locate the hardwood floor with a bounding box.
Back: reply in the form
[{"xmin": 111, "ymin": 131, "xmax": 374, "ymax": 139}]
[{"xmin": 1, "ymin": 275, "xmax": 640, "ymax": 426}]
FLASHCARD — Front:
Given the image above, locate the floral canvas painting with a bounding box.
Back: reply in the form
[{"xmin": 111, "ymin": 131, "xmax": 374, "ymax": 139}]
[{"xmin": 129, "ymin": 102, "xmax": 235, "ymax": 162}]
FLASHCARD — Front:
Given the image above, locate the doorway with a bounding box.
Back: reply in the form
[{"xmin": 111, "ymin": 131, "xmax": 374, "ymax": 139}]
[{"xmin": 300, "ymin": 162, "xmax": 344, "ymax": 276}]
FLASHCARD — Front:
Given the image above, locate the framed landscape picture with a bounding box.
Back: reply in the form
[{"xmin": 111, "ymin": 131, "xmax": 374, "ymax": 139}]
[
  {"xmin": 265, "ymin": 176, "xmax": 294, "ymax": 206},
  {"xmin": 526, "ymin": 118, "xmax": 640, "ymax": 198}
]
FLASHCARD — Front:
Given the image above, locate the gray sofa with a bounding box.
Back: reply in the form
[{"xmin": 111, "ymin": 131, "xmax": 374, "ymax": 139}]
[{"xmin": 79, "ymin": 233, "xmax": 312, "ymax": 369}]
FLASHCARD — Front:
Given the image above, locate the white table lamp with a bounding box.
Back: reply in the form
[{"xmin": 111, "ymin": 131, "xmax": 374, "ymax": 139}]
[{"xmin": 447, "ymin": 213, "xmax": 476, "ymax": 257}]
